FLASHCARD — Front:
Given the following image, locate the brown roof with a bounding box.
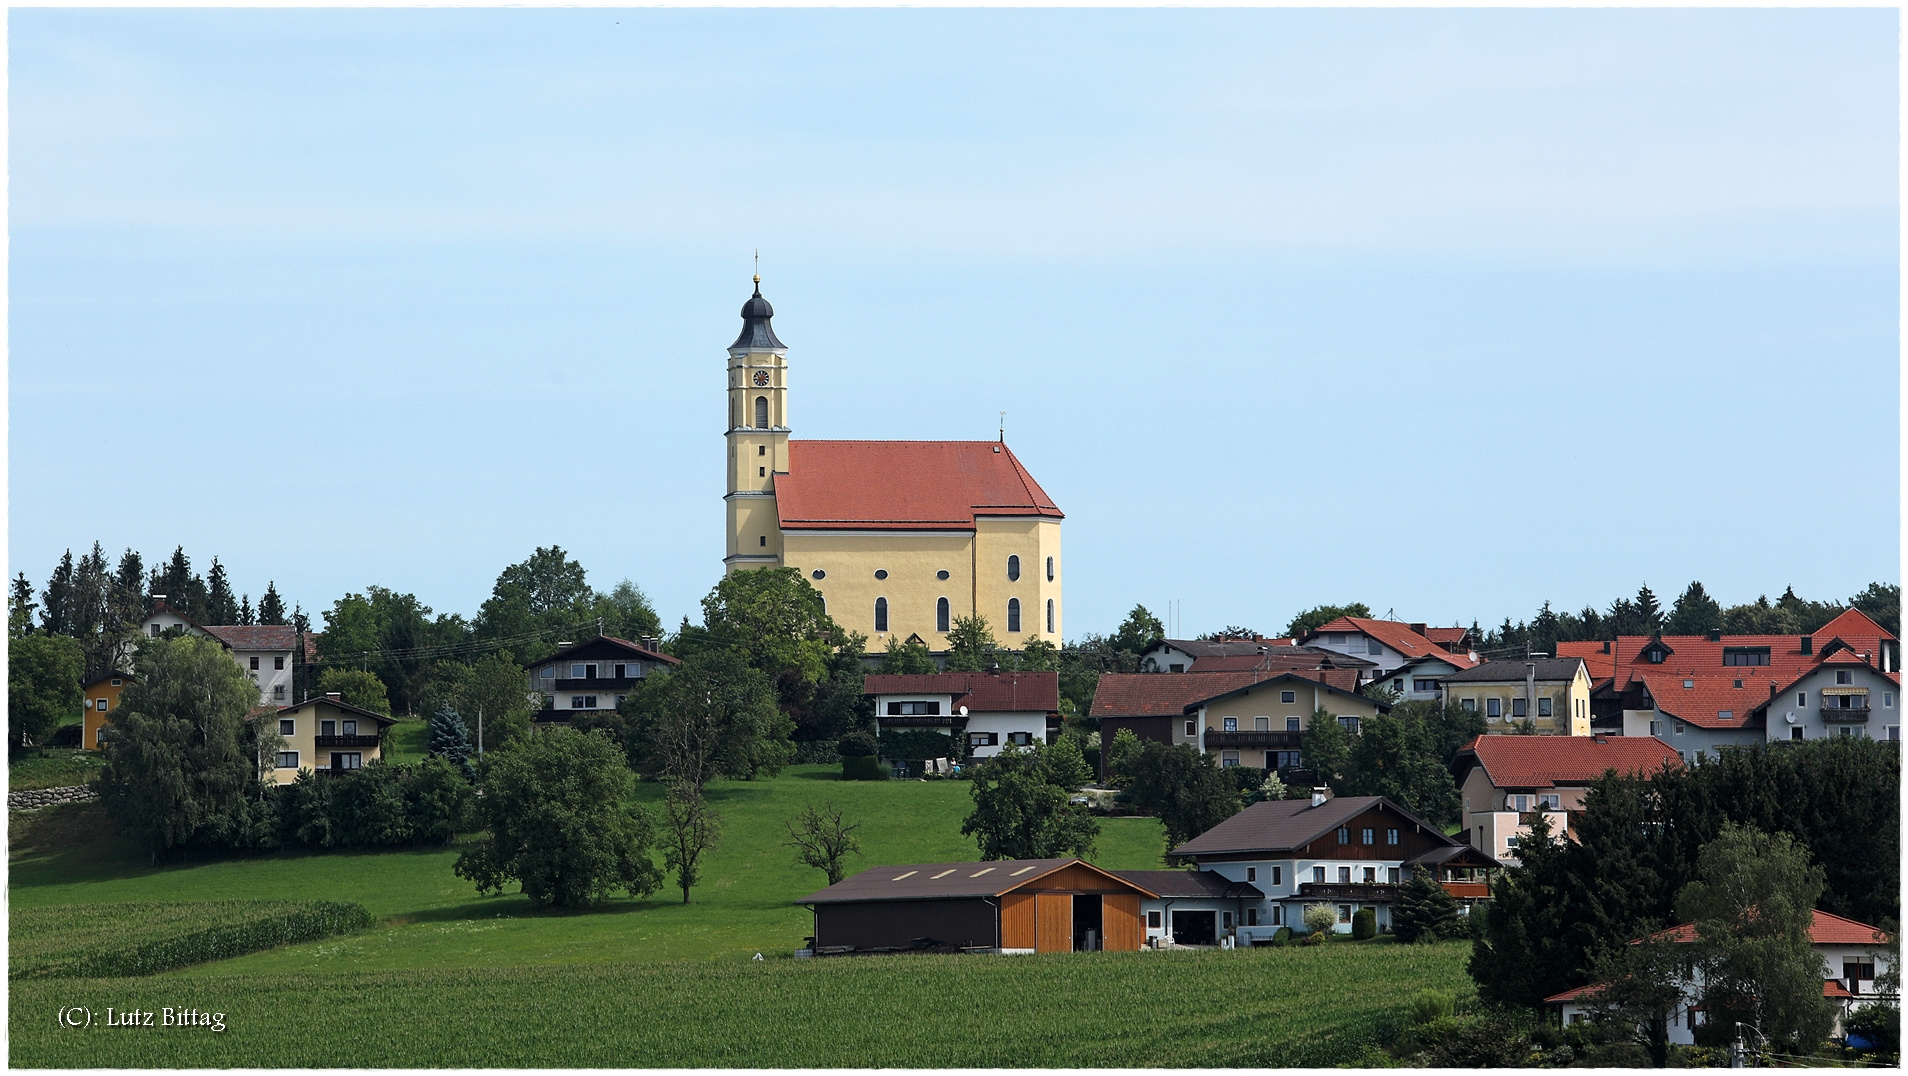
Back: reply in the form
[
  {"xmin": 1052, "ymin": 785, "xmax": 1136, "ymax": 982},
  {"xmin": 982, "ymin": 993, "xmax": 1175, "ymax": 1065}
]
[
  {"xmin": 1441, "ymin": 657, "xmax": 1588, "ymax": 684},
  {"xmin": 775, "ymin": 441, "xmax": 1063, "ymax": 531},
  {"xmin": 535, "ymin": 635, "xmax": 680, "ymax": 668},
  {"xmin": 1169, "ymin": 795, "xmax": 1455, "ymax": 858},
  {"xmin": 1110, "ymin": 870, "xmax": 1263, "ymax": 900},
  {"xmin": 796, "ymin": 858, "xmax": 1155, "ymax": 904},
  {"xmin": 272, "ymin": 696, "xmax": 400, "ymax": 726},
  {"xmin": 1187, "ymin": 646, "xmax": 1374, "ymax": 675},
  {"xmin": 1650, "ymin": 909, "xmax": 1886, "ymax": 947},
  {"xmin": 1146, "ymin": 638, "xmax": 1300, "ymax": 661},
  {"xmin": 1451, "ymin": 734, "xmax": 1682, "ymax": 789},
  {"xmin": 863, "ymin": 671, "xmax": 1059, "ymax": 713},
  {"xmin": 202, "ymin": 624, "xmax": 298, "ymax": 651},
  {"xmin": 1176, "ymin": 672, "xmax": 1385, "ymax": 716},
  {"xmin": 1088, "ymin": 670, "xmax": 1366, "ymax": 719}
]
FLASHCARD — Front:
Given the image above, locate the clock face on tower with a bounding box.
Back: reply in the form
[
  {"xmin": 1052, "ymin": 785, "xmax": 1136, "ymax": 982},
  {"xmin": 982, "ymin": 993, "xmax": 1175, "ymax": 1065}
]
[{"xmin": 753, "ymin": 370, "xmax": 771, "ymax": 387}]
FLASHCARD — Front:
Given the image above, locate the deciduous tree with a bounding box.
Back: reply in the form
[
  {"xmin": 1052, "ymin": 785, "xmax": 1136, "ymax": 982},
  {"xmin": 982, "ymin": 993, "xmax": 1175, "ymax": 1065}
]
[
  {"xmin": 1111, "ymin": 738, "xmax": 1241, "ymax": 851},
  {"xmin": 660, "ymin": 781, "xmax": 721, "ymax": 904},
  {"xmin": 9, "ymin": 631, "xmax": 83, "ymax": 746},
  {"xmin": 784, "ymin": 801, "xmax": 863, "ymax": 885},
  {"xmin": 962, "ymin": 743, "xmax": 1099, "ymax": 860},
  {"xmin": 616, "ymin": 648, "xmax": 793, "ymax": 788}
]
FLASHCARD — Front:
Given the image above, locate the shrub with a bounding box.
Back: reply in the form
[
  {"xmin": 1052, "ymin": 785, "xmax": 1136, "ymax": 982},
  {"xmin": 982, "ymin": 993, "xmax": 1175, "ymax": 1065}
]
[
  {"xmin": 793, "ymin": 740, "xmax": 841, "ymax": 765},
  {"xmin": 1406, "ymin": 989, "xmax": 1454, "ymax": 1025},
  {"xmin": 878, "ymin": 728, "xmax": 961, "ymax": 765},
  {"xmin": 11, "ymin": 900, "xmax": 372, "ymax": 979},
  {"xmin": 837, "ymin": 732, "xmax": 878, "ymax": 758},
  {"xmin": 1352, "ymin": 908, "xmax": 1377, "ymax": 940},
  {"xmin": 841, "ymin": 755, "xmax": 887, "ymax": 781},
  {"xmin": 1303, "ymin": 902, "xmax": 1338, "ymax": 936},
  {"xmin": 1271, "ymin": 926, "xmax": 1293, "ymax": 946}
]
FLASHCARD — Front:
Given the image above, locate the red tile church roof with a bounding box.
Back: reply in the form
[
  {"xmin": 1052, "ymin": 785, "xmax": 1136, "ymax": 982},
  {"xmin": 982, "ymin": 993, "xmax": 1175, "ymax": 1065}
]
[{"xmin": 775, "ymin": 441, "xmax": 1062, "ymax": 531}]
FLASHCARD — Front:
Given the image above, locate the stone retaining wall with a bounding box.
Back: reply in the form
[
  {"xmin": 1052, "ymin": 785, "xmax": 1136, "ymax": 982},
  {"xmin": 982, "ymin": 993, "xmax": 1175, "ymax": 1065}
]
[{"xmin": 8, "ymin": 785, "xmax": 98, "ymax": 810}]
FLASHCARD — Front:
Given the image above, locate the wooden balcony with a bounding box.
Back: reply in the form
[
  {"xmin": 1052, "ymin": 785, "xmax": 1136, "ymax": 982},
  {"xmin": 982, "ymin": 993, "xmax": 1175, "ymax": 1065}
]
[
  {"xmin": 1821, "ymin": 705, "xmax": 1871, "ymax": 723},
  {"xmin": 1297, "ymin": 882, "xmax": 1399, "ymax": 902},
  {"xmin": 314, "ymin": 734, "xmax": 381, "ymax": 749},
  {"xmin": 1205, "ymin": 730, "xmax": 1303, "ymax": 749},
  {"xmin": 1442, "ymin": 881, "xmax": 1491, "ymax": 899}
]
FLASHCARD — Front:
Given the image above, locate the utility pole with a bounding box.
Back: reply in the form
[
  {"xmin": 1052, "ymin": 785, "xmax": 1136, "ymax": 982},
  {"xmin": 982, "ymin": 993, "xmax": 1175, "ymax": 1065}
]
[{"xmin": 477, "ymin": 705, "xmax": 483, "ymax": 756}]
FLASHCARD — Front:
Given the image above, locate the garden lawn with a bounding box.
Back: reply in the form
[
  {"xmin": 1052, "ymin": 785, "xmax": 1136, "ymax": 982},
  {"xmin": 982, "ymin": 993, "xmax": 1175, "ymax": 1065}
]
[
  {"xmin": 9, "ymin": 748, "xmax": 104, "ymax": 791},
  {"xmin": 10, "ymin": 941, "xmax": 1475, "ymax": 1068},
  {"xmin": 10, "ymin": 766, "xmax": 1170, "ymax": 971}
]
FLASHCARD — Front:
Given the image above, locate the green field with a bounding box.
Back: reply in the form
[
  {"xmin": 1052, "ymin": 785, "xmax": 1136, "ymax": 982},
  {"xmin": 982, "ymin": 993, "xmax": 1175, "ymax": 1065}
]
[
  {"xmin": 9, "ymin": 748, "xmax": 104, "ymax": 791},
  {"xmin": 12, "ymin": 901, "xmax": 372, "ymax": 980},
  {"xmin": 10, "ymin": 942, "xmax": 1474, "ymax": 1067},
  {"xmin": 10, "ymin": 764, "xmax": 1472, "ymax": 1066}
]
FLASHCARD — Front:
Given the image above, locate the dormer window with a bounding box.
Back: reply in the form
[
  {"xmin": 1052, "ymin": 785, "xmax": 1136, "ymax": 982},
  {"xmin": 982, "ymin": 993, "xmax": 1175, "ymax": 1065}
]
[
  {"xmin": 1723, "ymin": 647, "xmax": 1770, "ymax": 666},
  {"xmin": 1645, "ymin": 645, "xmax": 1668, "ymax": 663}
]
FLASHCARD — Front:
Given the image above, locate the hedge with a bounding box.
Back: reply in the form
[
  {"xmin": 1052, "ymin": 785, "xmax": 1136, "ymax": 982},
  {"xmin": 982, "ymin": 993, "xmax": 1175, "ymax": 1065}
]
[
  {"xmin": 11, "ymin": 901, "xmax": 374, "ymax": 980},
  {"xmin": 840, "ymin": 755, "xmax": 888, "ymax": 781},
  {"xmin": 877, "ymin": 728, "xmax": 960, "ymax": 763}
]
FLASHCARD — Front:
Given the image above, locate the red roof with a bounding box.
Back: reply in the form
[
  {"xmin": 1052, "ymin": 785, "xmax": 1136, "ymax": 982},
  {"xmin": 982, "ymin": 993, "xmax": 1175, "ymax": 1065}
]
[
  {"xmin": 1635, "ymin": 674, "xmax": 1767, "ymax": 729},
  {"xmin": 1813, "ymin": 608, "xmax": 1895, "ymax": 646},
  {"xmin": 202, "ymin": 624, "xmax": 298, "ymax": 651},
  {"xmin": 1557, "ymin": 641, "xmax": 1616, "ymax": 683},
  {"xmin": 1453, "ymin": 734, "xmax": 1681, "ymax": 788},
  {"xmin": 863, "ymin": 671, "xmax": 1059, "ymax": 713},
  {"xmin": 1424, "ymin": 626, "xmax": 1471, "ymax": 650},
  {"xmin": 775, "ymin": 441, "xmax": 1062, "ymax": 531},
  {"xmin": 1305, "ymin": 617, "xmax": 1478, "ymax": 669},
  {"xmin": 1543, "ymin": 982, "xmax": 1605, "ymax": 1004},
  {"xmin": 1650, "ymin": 909, "xmax": 1887, "ymax": 947}
]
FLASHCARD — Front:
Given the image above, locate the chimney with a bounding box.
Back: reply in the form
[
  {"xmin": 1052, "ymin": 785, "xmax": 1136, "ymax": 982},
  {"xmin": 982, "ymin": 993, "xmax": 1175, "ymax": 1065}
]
[
  {"xmin": 1601, "ymin": 640, "xmax": 1611, "ymax": 654},
  {"xmin": 1310, "ymin": 786, "xmax": 1331, "ymax": 808},
  {"xmin": 1769, "ymin": 681, "xmax": 1778, "ymax": 698},
  {"xmin": 1801, "ymin": 636, "xmax": 1813, "ymax": 655},
  {"xmin": 325, "ymin": 692, "xmax": 342, "ymax": 701},
  {"xmin": 1409, "ymin": 623, "xmax": 1428, "ymax": 636},
  {"xmin": 1708, "ymin": 629, "xmax": 1722, "ymax": 642},
  {"xmin": 1593, "ymin": 735, "xmax": 1607, "ymax": 744},
  {"xmin": 640, "ymin": 636, "xmax": 660, "ymax": 652}
]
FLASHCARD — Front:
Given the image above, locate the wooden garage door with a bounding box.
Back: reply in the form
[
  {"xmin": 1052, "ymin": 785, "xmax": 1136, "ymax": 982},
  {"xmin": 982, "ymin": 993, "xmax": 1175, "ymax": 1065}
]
[
  {"xmin": 999, "ymin": 892, "xmax": 1037, "ymax": 950},
  {"xmin": 1102, "ymin": 893, "xmax": 1142, "ymax": 951},
  {"xmin": 1035, "ymin": 892, "xmax": 1072, "ymax": 953}
]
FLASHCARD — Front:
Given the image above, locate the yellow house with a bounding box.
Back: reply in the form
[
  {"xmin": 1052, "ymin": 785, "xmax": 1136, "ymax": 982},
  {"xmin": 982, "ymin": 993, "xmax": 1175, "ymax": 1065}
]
[
  {"xmin": 721, "ymin": 278, "xmax": 1064, "ymax": 650},
  {"xmin": 1438, "ymin": 657, "xmax": 1594, "ymax": 736},
  {"xmin": 264, "ymin": 694, "xmax": 399, "ymax": 784},
  {"xmin": 80, "ymin": 670, "xmax": 135, "ymax": 750},
  {"xmin": 1184, "ymin": 671, "xmax": 1388, "ymax": 771}
]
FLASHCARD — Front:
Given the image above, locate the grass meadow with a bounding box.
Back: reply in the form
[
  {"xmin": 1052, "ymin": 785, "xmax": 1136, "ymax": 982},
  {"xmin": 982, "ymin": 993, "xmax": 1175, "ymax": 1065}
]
[{"xmin": 9, "ymin": 762, "xmax": 1474, "ymax": 1066}]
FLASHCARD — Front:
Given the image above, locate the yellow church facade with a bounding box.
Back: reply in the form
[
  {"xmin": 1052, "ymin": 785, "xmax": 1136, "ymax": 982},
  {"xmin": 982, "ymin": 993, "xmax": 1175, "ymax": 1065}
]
[{"xmin": 722, "ymin": 279, "xmax": 1063, "ymax": 650}]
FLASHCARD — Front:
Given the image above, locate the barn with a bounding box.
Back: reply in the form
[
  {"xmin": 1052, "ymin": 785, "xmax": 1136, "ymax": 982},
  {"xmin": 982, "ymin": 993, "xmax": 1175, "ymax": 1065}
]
[{"xmin": 795, "ymin": 858, "xmax": 1162, "ymax": 954}]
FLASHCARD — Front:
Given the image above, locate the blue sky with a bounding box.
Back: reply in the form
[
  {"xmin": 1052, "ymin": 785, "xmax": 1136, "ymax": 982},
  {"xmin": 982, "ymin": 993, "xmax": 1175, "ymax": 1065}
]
[{"xmin": 9, "ymin": 8, "xmax": 1899, "ymax": 639}]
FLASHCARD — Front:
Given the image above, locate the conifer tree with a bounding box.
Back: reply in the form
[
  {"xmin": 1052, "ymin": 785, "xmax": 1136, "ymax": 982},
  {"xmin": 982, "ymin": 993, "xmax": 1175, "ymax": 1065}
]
[
  {"xmin": 40, "ymin": 548, "xmax": 74, "ymax": 635},
  {"xmin": 206, "ymin": 558, "xmax": 239, "ymax": 625},
  {"xmin": 1392, "ymin": 866, "xmax": 1461, "ymax": 942},
  {"xmin": 1633, "ymin": 584, "xmax": 1663, "ymax": 633},
  {"xmin": 258, "ymin": 583, "xmax": 287, "ymax": 626},
  {"xmin": 427, "ymin": 705, "xmax": 475, "ymax": 780}
]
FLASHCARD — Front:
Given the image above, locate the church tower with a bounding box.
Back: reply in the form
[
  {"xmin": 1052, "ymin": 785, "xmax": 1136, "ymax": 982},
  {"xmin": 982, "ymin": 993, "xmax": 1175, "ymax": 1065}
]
[{"xmin": 724, "ymin": 276, "xmax": 788, "ymax": 572}]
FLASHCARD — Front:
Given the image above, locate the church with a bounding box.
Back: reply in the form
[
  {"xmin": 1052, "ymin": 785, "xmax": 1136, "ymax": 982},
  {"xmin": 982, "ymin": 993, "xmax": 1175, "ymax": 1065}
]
[{"xmin": 722, "ymin": 277, "xmax": 1064, "ymax": 650}]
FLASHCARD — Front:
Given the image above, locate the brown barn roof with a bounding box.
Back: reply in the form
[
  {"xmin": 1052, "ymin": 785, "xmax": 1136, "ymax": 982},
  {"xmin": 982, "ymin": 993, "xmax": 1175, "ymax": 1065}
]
[
  {"xmin": 863, "ymin": 671, "xmax": 1059, "ymax": 713},
  {"xmin": 797, "ymin": 858, "xmax": 1155, "ymax": 904},
  {"xmin": 202, "ymin": 624, "xmax": 298, "ymax": 651}
]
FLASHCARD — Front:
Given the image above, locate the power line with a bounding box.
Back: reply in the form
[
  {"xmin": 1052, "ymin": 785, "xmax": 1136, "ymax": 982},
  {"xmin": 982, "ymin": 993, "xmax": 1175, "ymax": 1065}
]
[{"xmin": 302, "ymin": 617, "xmax": 611, "ymax": 669}]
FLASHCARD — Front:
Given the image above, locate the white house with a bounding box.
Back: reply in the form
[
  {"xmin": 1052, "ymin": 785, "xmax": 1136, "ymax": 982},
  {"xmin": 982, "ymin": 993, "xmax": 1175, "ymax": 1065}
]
[
  {"xmin": 863, "ymin": 670, "xmax": 1060, "ymax": 766},
  {"xmin": 137, "ymin": 599, "xmax": 297, "ymax": 707},
  {"xmin": 1752, "ymin": 649, "xmax": 1900, "ymax": 744},
  {"xmin": 525, "ymin": 636, "xmax": 679, "ymax": 725},
  {"xmin": 1110, "ymin": 869, "xmax": 1265, "ymax": 947},
  {"xmin": 1449, "ymin": 733, "xmax": 1682, "ymax": 864},
  {"xmin": 1298, "ymin": 616, "xmax": 1479, "ymax": 700},
  {"xmin": 1165, "ymin": 791, "xmax": 1500, "ymax": 942},
  {"xmin": 1547, "ymin": 910, "xmax": 1894, "ymax": 1045}
]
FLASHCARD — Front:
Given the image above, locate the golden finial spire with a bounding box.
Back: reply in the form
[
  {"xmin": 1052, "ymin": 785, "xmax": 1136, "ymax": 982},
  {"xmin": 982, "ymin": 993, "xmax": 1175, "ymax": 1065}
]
[{"xmin": 753, "ymin": 249, "xmax": 760, "ymax": 285}]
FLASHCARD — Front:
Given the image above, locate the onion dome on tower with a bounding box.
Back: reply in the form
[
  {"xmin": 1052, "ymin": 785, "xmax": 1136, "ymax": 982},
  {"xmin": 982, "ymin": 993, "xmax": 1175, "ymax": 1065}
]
[{"xmin": 731, "ymin": 275, "xmax": 786, "ymax": 350}]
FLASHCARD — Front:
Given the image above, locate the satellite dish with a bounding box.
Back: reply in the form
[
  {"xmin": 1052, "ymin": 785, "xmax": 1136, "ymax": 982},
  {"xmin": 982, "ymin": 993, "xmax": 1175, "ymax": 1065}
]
[
  {"xmin": 959, "ymin": 705, "xmax": 969, "ymax": 717},
  {"xmin": 1785, "ymin": 711, "xmax": 1797, "ymax": 725}
]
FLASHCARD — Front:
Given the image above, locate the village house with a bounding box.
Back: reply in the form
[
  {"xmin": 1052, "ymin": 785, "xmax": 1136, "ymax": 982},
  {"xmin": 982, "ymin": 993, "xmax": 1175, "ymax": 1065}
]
[
  {"xmin": 863, "ymin": 669, "xmax": 1059, "ymax": 768},
  {"xmin": 525, "ymin": 636, "xmax": 678, "ymax": 726},
  {"xmin": 137, "ymin": 599, "xmax": 298, "ymax": 706},
  {"xmin": 265, "ymin": 692, "xmax": 400, "ymax": 783},
  {"xmin": 1449, "ymin": 733, "xmax": 1681, "ymax": 863},
  {"xmin": 1167, "ymin": 790, "xmax": 1500, "ymax": 940},
  {"xmin": 1593, "ymin": 610, "xmax": 1900, "ymax": 761},
  {"xmin": 1297, "ymin": 616, "xmax": 1479, "ymax": 702},
  {"xmin": 79, "ymin": 669, "xmax": 134, "ymax": 750},
  {"xmin": 1110, "ymin": 869, "xmax": 1265, "ymax": 947},
  {"xmin": 1134, "ymin": 636, "xmax": 1304, "ymax": 673},
  {"xmin": 1546, "ymin": 910, "xmax": 1895, "ymax": 1045},
  {"xmin": 1438, "ymin": 657, "xmax": 1595, "ymax": 735},
  {"xmin": 1751, "ymin": 647, "xmax": 1900, "ymax": 744},
  {"xmin": 1183, "ymin": 671, "xmax": 1383, "ymax": 771}
]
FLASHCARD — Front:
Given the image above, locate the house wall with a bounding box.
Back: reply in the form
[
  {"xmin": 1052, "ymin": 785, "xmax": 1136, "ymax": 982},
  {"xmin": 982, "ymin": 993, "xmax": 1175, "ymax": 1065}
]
[
  {"xmin": 80, "ymin": 677, "xmax": 130, "ymax": 750},
  {"xmin": 233, "ymin": 648, "xmax": 296, "ymax": 708},
  {"xmin": 1762, "ymin": 666, "xmax": 1900, "ymax": 743},
  {"xmin": 1446, "ymin": 668, "xmax": 1592, "ymax": 735},
  {"xmin": 724, "ymin": 342, "xmax": 790, "ymax": 568},
  {"xmin": 1307, "ymin": 631, "xmax": 1403, "ymax": 674},
  {"xmin": 1034, "ymin": 892, "xmax": 1072, "ymax": 953},
  {"xmin": 1138, "ymin": 643, "xmax": 1200, "ymax": 673},
  {"xmin": 1000, "ymin": 892, "xmax": 1036, "ymax": 951},
  {"xmin": 962, "ymin": 711, "xmax": 1053, "ymax": 758},
  {"xmin": 811, "ymin": 898, "xmax": 998, "ymax": 950},
  {"xmin": 1624, "ymin": 711, "xmax": 1766, "ymax": 762},
  {"xmin": 1376, "ymin": 658, "xmax": 1467, "ymax": 704},
  {"xmin": 1193, "ymin": 681, "xmax": 1380, "ymax": 768},
  {"xmin": 267, "ymin": 701, "xmax": 385, "ymax": 786},
  {"xmin": 1459, "ymin": 767, "xmax": 1583, "ymax": 863}
]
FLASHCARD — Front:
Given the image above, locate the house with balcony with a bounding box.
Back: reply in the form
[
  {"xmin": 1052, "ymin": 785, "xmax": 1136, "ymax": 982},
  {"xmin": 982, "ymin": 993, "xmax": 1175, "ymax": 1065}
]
[
  {"xmin": 1166, "ymin": 790, "xmax": 1500, "ymax": 941},
  {"xmin": 864, "ymin": 669, "xmax": 1059, "ymax": 767},
  {"xmin": 80, "ymin": 670, "xmax": 134, "ymax": 750},
  {"xmin": 1547, "ymin": 909, "xmax": 1894, "ymax": 1044},
  {"xmin": 1449, "ymin": 733, "xmax": 1681, "ymax": 863},
  {"xmin": 1438, "ymin": 657, "xmax": 1594, "ymax": 736},
  {"xmin": 265, "ymin": 692, "xmax": 400, "ymax": 783},
  {"xmin": 1183, "ymin": 671, "xmax": 1383, "ymax": 773},
  {"xmin": 527, "ymin": 636, "xmax": 679, "ymax": 724},
  {"xmin": 1090, "ymin": 663, "xmax": 1372, "ymax": 781},
  {"xmin": 1751, "ymin": 647, "xmax": 1900, "ymax": 743}
]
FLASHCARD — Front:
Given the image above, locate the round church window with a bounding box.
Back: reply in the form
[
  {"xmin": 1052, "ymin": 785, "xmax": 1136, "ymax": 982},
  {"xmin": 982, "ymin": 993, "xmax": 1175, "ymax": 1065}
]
[
  {"xmin": 874, "ymin": 570, "xmax": 888, "ymax": 580},
  {"xmin": 811, "ymin": 570, "xmax": 825, "ymax": 580},
  {"xmin": 936, "ymin": 570, "xmax": 950, "ymax": 580}
]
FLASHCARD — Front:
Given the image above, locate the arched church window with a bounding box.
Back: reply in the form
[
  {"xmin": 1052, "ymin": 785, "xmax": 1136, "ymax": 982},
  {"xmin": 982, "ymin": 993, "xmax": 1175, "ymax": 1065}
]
[
  {"xmin": 937, "ymin": 597, "xmax": 950, "ymax": 633},
  {"xmin": 754, "ymin": 396, "xmax": 769, "ymax": 428},
  {"xmin": 874, "ymin": 597, "xmax": 888, "ymax": 633},
  {"xmin": 1046, "ymin": 599, "xmax": 1055, "ymax": 634},
  {"xmin": 1007, "ymin": 598, "xmax": 1021, "ymax": 633},
  {"xmin": 1007, "ymin": 555, "xmax": 1020, "ymax": 582}
]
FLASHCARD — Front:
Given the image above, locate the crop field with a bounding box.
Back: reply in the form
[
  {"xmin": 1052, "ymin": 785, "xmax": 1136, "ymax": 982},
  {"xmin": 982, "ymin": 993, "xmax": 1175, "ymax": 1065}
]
[
  {"xmin": 11, "ymin": 901, "xmax": 372, "ymax": 980},
  {"xmin": 10, "ymin": 941, "xmax": 1474, "ymax": 1068}
]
